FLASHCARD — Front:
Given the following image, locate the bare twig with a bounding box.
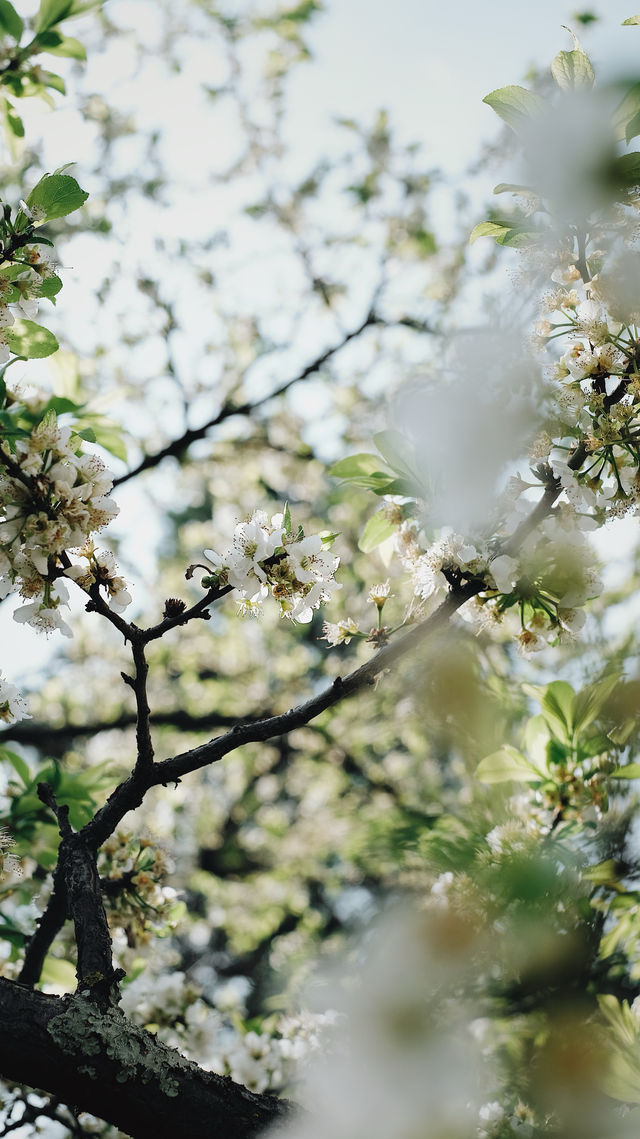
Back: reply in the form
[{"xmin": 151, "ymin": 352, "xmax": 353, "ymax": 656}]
[{"xmin": 112, "ymin": 311, "xmax": 382, "ymax": 488}]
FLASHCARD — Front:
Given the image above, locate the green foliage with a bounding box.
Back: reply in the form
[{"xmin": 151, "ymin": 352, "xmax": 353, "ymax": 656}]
[
  {"xmin": 551, "ymin": 45, "xmax": 595, "ymax": 90},
  {"xmin": 6, "ymin": 319, "xmax": 58, "ymax": 358},
  {"xmin": 0, "ymin": 0, "xmax": 22, "ymax": 39},
  {"xmin": 482, "ymin": 85, "xmax": 546, "ymax": 133},
  {"xmin": 25, "ymin": 172, "xmax": 88, "ymax": 223}
]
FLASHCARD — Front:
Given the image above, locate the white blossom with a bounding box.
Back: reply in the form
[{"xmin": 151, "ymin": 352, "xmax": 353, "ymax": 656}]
[{"xmin": 0, "ymin": 671, "xmax": 30, "ymax": 725}]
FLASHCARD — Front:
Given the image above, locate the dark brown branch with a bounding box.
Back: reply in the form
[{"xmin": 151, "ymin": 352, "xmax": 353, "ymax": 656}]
[
  {"xmin": 18, "ymin": 885, "xmax": 68, "ymax": 988},
  {"xmin": 82, "ymin": 582, "xmax": 480, "ymax": 850},
  {"xmin": 0, "ymin": 978, "xmax": 294, "ymax": 1139},
  {"xmin": 2, "ymin": 707, "xmax": 245, "ymax": 748},
  {"xmin": 113, "ymin": 311, "xmax": 382, "ymax": 488},
  {"xmin": 36, "ymin": 783, "xmax": 122, "ymax": 1005},
  {"xmin": 131, "ymin": 640, "xmax": 154, "ymax": 773}
]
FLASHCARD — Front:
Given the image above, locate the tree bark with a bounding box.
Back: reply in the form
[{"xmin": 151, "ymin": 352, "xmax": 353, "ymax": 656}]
[{"xmin": 0, "ymin": 977, "xmax": 294, "ymax": 1138}]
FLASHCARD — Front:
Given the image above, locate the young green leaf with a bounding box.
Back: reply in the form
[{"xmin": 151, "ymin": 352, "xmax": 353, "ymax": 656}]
[
  {"xmin": 476, "ymin": 745, "xmax": 543, "ymax": 784},
  {"xmin": 0, "ymin": 748, "xmax": 30, "ymax": 787},
  {"xmin": 551, "ymin": 48, "xmax": 595, "ymax": 90},
  {"xmin": 622, "ymin": 15, "xmax": 640, "ymax": 24},
  {"xmin": 610, "ymin": 763, "xmax": 640, "ymax": 779},
  {"xmin": 482, "ymin": 85, "xmax": 546, "ymax": 133},
  {"xmin": 7, "ymin": 320, "xmax": 59, "ymax": 358},
  {"xmin": 0, "ymin": 0, "xmax": 22, "ymax": 39},
  {"xmin": 572, "ymin": 673, "xmax": 619, "ymax": 734},
  {"xmin": 35, "ymin": 0, "xmax": 73, "ymax": 32},
  {"xmin": 613, "ymin": 82, "xmax": 640, "ymax": 141},
  {"xmin": 372, "ymin": 429, "xmax": 417, "ymax": 479},
  {"xmin": 358, "ymin": 512, "xmax": 397, "ymax": 553},
  {"xmin": 329, "ymin": 453, "xmax": 390, "ymax": 480},
  {"xmin": 26, "ymin": 172, "xmax": 89, "ymax": 222},
  {"xmin": 470, "ymin": 221, "xmax": 511, "ymax": 244},
  {"xmin": 41, "ymin": 33, "xmax": 86, "ymax": 58}
]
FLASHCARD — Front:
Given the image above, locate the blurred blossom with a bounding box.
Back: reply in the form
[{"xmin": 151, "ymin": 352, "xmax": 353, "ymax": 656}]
[
  {"xmin": 270, "ymin": 907, "xmax": 483, "ymax": 1139},
  {"xmin": 520, "ymin": 89, "xmax": 618, "ymax": 224},
  {"xmin": 395, "ymin": 327, "xmax": 543, "ymax": 532},
  {"xmin": 592, "ymin": 244, "xmax": 640, "ymax": 325}
]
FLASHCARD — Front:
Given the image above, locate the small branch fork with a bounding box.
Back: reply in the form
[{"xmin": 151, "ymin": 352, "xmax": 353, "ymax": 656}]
[
  {"xmin": 18, "ymin": 441, "xmax": 582, "ymax": 988},
  {"xmin": 20, "ymin": 785, "xmax": 123, "ymax": 1006},
  {"xmin": 112, "ymin": 306, "xmax": 436, "ymax": 489}
]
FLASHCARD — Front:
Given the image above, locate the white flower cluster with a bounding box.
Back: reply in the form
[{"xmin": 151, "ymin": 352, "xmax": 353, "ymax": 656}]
[
  {"xmin": 0, "ymin": 669, "xmax": 29, "ymax": 726},
  {"xmin": 211, "ymin": 1012, "xmax": 340, "ymax": 1094},
  {"xmin": 119, "ymin": 967, "xmax": 339, "ymax": 1094},
  {"xmin": 0, "ymin": 827, "xmax": 21, "ymax": 879},
  {"xmin": 410, "ymin": 531, "xmax": 482, "ymax": 603},
  {"xmin": 203, "ymin": 509, "xmax": 340, "ymax": 622},
  {"xmin": 0, "ymin": 406, "xmax": 128, "ymax": 635},
  {"xmin": 0, "ymin": 245, "xmax": 56, "ymax": 364}
]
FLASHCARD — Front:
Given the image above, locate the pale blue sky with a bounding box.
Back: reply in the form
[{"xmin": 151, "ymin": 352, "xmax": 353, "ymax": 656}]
[{"xmin": 289, "ymin": 1, "xmax": 640, "ymax": 173}]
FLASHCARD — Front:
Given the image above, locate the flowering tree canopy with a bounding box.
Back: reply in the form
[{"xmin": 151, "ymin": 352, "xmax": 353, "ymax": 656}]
[{"xmin": 4, "ymin": 4, "xmax": 640, "ymax": 1138}]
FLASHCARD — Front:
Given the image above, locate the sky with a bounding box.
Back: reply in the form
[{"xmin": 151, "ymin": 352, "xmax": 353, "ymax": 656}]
[
  {"xmin": 4, "ymin": 0, "xmax": 640, "ymax": 681},
  {"xmin": 290, "ymin": 0, "xmax": 640, "ymax": 175}
]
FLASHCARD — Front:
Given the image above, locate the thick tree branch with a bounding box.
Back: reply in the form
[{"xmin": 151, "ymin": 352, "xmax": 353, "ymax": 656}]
[
  {"xmin": 0, "ymin": 978, "xmax": 294, "ymax": 1139},
  {"xmin": 36, "ymin": 784, "xmax": 123, "ymax": 1005}
]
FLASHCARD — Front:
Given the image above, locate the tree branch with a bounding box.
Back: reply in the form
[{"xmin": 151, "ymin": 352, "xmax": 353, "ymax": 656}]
[
  {"xmin": 36, "ymin": 783, "xmax": 123, "ymax": 1006},
  {"xmin": 112, "ymin": 311, "xmax": 382, "ymax": 488},
  {"xmin": 0, "ymin": 978, "xmax": 294, "ymax": 1139},
  {"xmin": 81, "ymin": 582, "xmax": 479, "ymax": 850}
]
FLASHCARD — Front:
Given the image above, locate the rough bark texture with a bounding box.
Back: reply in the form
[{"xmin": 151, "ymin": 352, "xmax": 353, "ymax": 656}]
[{"xmin": 0, "ymin": 978, "xmax": 294, "ymax": 1138}]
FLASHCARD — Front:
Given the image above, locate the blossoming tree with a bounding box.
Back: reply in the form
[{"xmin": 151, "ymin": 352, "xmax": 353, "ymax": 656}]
[{"xmin": 4, "ymin": 4, "xmax": 640, "ymax": 1138}]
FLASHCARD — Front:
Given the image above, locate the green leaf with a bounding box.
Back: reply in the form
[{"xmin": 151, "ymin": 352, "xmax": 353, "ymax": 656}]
[
  {"xmin": 625, "ymin": 110, "xmax": 640, "ymax": 144},
  {"xmin": 3, "ymin": 101, "xmax": 23, "ymax": 137},
  {"xmin": 26, "ymin": 172, "xmax": 88, "ymax": 222},
  {"xmin": 38, "ymin": 69, "xmax": 66, "ymax": 94},
  {"xmin": 482, "ymin": 85, "xmax": 546, "ymax": 133},
  {"xmin": 41, "ymin": 33, "xmax": 86, "ymax": 58},
  {"xmin": 470, "ymin": 221, "xmax": 539, "ymax": 248},
  {"xmin": 493, "ymin": 182, "xmax": 537, "ymax": 195},
  {"xmin": 86, "ymin": 418, "xmax": 127, "ymax": 462},
  {"xmin": 608, "ymin": 718, "xmax": 636, "ymax": 747},
  {"xmin": 613, "ymin": 152, "xmax": 640, "ymax": 186},
  {"xmin": 0, "ymin": 0, "xmax": 22, "ymax": 38},
  {"xmin": 470, "ymin": 221, "xmax": 510, "ymax": 244},
  {"xmin": 7, "ymin": 320, "xmax": 58, "ymax": 359},
  {"xmin": 476, "ymin": 745, "xmax": 543, "ymax": 784},
  {"xmin": 282, "ymin": 501, "xmax": 292, "ymax": 535},
  {"xmin": 551, "ymin": 49, "xmax": 595, "ymax": 90},
  {"xmin": 373, "ymin": 429, "xmax": 416, "ymax": 479},
  {"xmin": 358, "ymin": 512, "xmax": 397, "ymax": 553},
  {"xmin": 543, "ymin": 681, "xmax": 577, "ymax": 740},
  {"xmin": 38, "ymin": 274, "xmax": 63, "ymax": 300},
  {"xmin": 0, "ymin": 748, "xmax": 30, "ymax": 786},
  {"xmin": 35, "ymin": 0, "xmax": 73, "ymax": 32},
  {"xmin": 67, "ymin": 0, "xmax": 102, "ymax": 13},
  {"xmin": 524, "ymin": 680, "xmax": 576, "ymax": 742},
  {"xmin": 372, "ymin": 476, "xmax": 416, "ymax": 496},
  {"xmin": 40, "ymin": 954, "xmax": 77, "ymax": 991},
  {"xmin": 523, "ymin": 714, "xmax": 551, "ymax": 769},
  {"xmin": 613, "ymin": 83, "xmax": 640, "ymax": 141},
  {"xmin": 573, "ymin": 673, "xmax": 619, "ymax": 734},
  {"xmin": 610, "ymin": 764, "xmax": 640, "ymax": 779},
  {"xmin": 623, "ymin": 15, "xmax": 640, "ymax": 24},
  {"xmin": 329, "ymin": 453, "xmax": 389, "ymax": 480}
]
